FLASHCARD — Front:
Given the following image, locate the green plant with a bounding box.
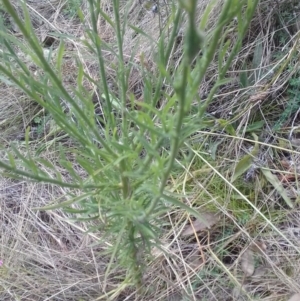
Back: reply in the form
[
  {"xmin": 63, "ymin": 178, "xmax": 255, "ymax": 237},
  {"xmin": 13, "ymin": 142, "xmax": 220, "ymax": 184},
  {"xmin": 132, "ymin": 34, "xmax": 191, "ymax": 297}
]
[
  {"xmin": 33, "ymin": 114, "xmax": 51, "ymax": 136},
  {"xmin": 63, "ymin": 0, "xmax": 83, "ymax": 18},
  {"xmin": 0, "ymin": 0, "xmax": 259, "ymax": 291},
  {"xmin": 273, "ymin": 72, "xmax": 300, "ymax": 131}
]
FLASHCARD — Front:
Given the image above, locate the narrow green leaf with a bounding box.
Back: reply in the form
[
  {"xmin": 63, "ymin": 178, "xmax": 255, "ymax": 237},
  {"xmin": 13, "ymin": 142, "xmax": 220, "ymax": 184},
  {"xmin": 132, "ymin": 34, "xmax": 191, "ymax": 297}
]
[
  {"xmin": 134, "ymin": 135, "xmax": 161, "ymax": 158},
  {"xmin": 0, "ymin": 159, "xmax": 106, "ymax": 189},
  {"xmin": 210, "ymin": 139, "xmax": 223, "ymax": 160},
  {"xmin": 21, "ymin": 1, "xmax": 34, "ymax": 38},
  {"xmin": 251, "ymin": 133, "xmax": 259, "ymax": 155},
  {"xmin": 232, "ymin": 154, "xmax": 253, "ymax": 183},
  {"xmin": 77, "ymin": 8, "xmax": 85, "ymax": 22},
  {"xmin": 70, "ymin": 215, "xmax": 100, "ymax": 222},
  {"xmin": 98, "ymin": 6, "xmax": 115, "ymax": 28},
  {"xmin": 35, "ymin": 192, "xmax": 93, "ymax": 210},
  {"xmin": 64, "ymin": 207, "xmax": 89, "ymax": 214},
  {"xmin": 129, "ymin": 112, "xmax": 167, "ymax": 137},
  {"xmin": 232, "ymin": 134, "xmax": 259, "ymax": 182},
  {"xmin": 218, "ymin": 39, "xmax": 231, "ymax": 72},
  {"xmin": 236, "ymin": 7, "xmax": 244, "ymax": 35},
  {"xmin": 251, "ymin": 37, "xmax": 263, "ymax": 82},
  {"xmin": 11, "ymin": 144, "xmax": 39, "ymax": 176},
  {"xmin": 25, "ymin": 126, "xmax": 31, "ymax": 147},
  {"xmin": 245, "ymin": 120, "xmax": 264, "ymax": 132},
  {"xmin": 137, "ymin": 223, "xmax": 157, "ymax": 240},
  {"xmin": 101, "ymin": 93, "xmax": 121, "ymax": 110},
  {"xmin": 199, "ymin": 0, "xmax": 218, "ymax": 30},
  {"xmin": 239, "ymin": 62, "xmax": 249, "ymax": 88},
  {"xmin": 260, "ymin": 168, "xmax": 294, "ymax": 209},
  {"xmin": 56, "ymin": 40, "xmax": 65, "ymax": 78},
  {"xmin": 128, "ymin": 25, "xmax": 155, "ymax": 44},
  {"xmin": 217, "ymin": 119, "xmax": 236, "ymax": 136},
  {"xmin": 76, "ymin": 156, "xmax": 95, "ymax": 175},
  {"xmin": 8, "ymin": 153, "xmax": 16, "ymax": 168},
  {"xmin": 60, "ymin": 159, "xmax": 82, "ymax": 184},
  {"xmin": 77, "ymin": 61, "xmax": 84, "ymax": 91},
  {"xmin": 37, "ymin": 158, "xmax": 56, "ymax": 171},
  {"xmin": 59, "ymin": 144, "xmax": 82, "ymax": 184},
  {"xmin": 162, "ymin": 194, "xmax": 203, "ymax": 220}
]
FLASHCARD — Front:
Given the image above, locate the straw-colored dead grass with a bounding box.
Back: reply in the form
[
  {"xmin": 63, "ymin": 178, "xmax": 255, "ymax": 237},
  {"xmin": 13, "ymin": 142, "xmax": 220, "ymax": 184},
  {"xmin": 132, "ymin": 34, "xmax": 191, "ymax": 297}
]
[
  {"xmin": 1, "ymin": 0, "xmax": 300, "ymax": 300},
  {"xmin": 0, "ymin": 179, "xmax": 111, "ymax": 300}
]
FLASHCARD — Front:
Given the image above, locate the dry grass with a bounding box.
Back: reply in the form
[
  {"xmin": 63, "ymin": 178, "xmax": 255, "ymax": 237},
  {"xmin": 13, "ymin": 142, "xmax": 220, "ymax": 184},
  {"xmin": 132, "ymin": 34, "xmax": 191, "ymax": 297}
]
[{"xmin": 1, "ymin": 0, "xmax": 300, "ymax": 300}]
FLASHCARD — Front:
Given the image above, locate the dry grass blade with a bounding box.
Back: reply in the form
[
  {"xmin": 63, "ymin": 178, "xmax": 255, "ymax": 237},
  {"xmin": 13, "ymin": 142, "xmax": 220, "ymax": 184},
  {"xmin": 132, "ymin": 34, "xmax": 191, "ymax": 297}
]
[
  {"xmin": 252, "ymin": 266, "xmax": 269, "ymax": 278},
  {"xmin": 260, "ymin": 168, "xmax": 294, "ymax": 209},
  {"xmin": 241, "ymin": 249, "xmax": 255, "ymax": 277},
  {"xmin": 288, "ymin": 294, "xmax": 300, "ymax": 301},
  {"xmin": 249, "ymin": 239, "xmax": 267, "ymax": 254},
  {"xmin": 181, "ymin": 212, "xmax": 219, "ymax": 237}
]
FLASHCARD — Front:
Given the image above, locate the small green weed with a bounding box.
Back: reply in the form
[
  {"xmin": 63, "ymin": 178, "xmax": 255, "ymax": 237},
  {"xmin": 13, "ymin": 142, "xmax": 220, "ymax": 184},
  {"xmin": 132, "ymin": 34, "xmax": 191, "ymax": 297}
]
[
  {"xmin": 271, "ymin": 3, "xmax": 300, "ymax": 132},
  {"xmin": 0, "ymin": 0, "xmax": 259, "ymax": 292},
  {"xmin": 273, "ymin": 71, "xmax": 300, "ymax": 131},
  {"xmin": 33, "ymin": 115, "xmax": 51, "ymax": 136},
  {"xmin": 63, "ymin": 0, "xmax": 82, "ymax": 18}
]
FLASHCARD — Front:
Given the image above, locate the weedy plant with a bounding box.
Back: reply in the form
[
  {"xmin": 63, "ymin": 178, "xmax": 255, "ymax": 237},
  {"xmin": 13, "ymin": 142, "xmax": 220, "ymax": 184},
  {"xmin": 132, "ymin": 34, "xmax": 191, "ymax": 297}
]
[
  {"xmin": 63, "ymin": 0, "xmax": 83, "ymax": 18},
  {"xmin": 0, "ymin": 0, "xmax": 259, "ymax": 292}
]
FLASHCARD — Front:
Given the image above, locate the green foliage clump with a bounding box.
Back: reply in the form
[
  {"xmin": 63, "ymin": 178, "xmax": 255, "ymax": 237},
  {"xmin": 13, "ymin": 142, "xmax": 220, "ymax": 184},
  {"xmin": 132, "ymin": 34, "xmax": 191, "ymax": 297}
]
[
  {"xmin": 63, "ymin": 0, "xmax": 83, "ymax": 18},
  {"xmin": 0, "ymin": 0, "xmax": 259, "ymax": 289},
  {"xmin": 273, "ymin": 66, "xmax": 300, "ymax": 131}
]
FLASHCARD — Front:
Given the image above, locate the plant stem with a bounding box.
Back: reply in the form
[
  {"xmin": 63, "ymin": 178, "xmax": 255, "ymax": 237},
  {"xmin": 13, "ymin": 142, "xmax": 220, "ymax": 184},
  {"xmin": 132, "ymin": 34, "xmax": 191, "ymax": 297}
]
[
  {"xmin": 87, "ymin": 0, "xmax": 114, "ymax": 127},
  {"xmin": 145, "ymin": 64, "xmax": 189, "ymax": 218}
]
